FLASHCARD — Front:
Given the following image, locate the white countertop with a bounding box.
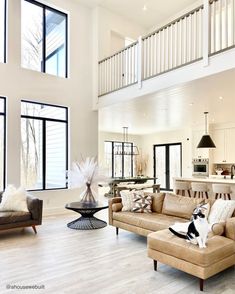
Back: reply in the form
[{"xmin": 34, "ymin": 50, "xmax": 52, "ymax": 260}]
[{"xmin": 175, "ymin": 176, "xmax": 235, "ymax": 184}]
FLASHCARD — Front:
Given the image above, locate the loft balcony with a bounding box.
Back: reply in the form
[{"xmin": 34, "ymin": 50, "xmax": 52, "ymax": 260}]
[{"xmin": 98, "ymin": 0, "xmax": 235, "ymax": 105}]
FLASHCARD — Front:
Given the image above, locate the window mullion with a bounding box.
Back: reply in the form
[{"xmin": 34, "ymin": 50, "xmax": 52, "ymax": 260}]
[
  {"xmin": 42, "ymin": 6, "xmax": 46, "ymax": 73},
  {"xmin": 42, "ymin": 120, "xmax": 46, "ymax": 190}
]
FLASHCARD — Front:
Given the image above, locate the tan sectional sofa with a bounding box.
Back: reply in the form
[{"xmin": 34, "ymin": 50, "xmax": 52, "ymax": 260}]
[{"xmin": 108, "ymin": 192, "xmax": 235, "ymax": 291}]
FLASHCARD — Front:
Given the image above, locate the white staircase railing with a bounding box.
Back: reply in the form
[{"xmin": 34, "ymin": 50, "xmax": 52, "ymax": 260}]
[
  {"xmin": 98, "ymin": 42, "xmax": 138, "ymax": 97},
  {"xmin": 210, "ymin": 0, "xmax": 235, "ymax": 55},
  {"xmin": 98, "ymin": 0, "xmax": 235, "ymax": 97},
  {"xmin": 143, "ymin": 6, "xmax": 203, "ymax": 80}
]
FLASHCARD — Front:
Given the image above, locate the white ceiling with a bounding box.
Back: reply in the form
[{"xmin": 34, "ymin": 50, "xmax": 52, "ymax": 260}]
[
  {"xmin": 99, "ymin": 68, "xmax": 235, "ymax": 135},
  {"xmin": 78, "ymin": 0, "xmax": 199, "ymax": 29}
]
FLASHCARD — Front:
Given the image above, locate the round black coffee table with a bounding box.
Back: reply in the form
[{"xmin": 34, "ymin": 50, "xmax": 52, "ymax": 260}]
[{"xmin": 65, "ymin": 201, "xmax": 108, "ymax": 230}]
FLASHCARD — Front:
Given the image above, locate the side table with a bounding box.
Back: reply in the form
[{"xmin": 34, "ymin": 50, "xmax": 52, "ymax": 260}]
[{"xmin": 65, "ymin": 201, "xmax": 108, "ymax": 230}]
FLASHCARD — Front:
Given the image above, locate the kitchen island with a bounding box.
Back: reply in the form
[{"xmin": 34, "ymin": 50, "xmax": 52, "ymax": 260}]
[{"xmin": 174, "ymin": 176, "xmax": 235, "ymax": 199}]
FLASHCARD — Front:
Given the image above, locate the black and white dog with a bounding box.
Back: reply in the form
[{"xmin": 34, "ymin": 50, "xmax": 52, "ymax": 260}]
[{"xmin": 169, "ymin": 205, "xmax": 209, "ymax": 248}]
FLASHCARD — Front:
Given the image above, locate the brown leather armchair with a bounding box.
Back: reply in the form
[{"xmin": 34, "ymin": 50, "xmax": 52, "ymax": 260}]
[{"xmin": 0, "ymin": 192, "xmax": 43, "ymax": 234}]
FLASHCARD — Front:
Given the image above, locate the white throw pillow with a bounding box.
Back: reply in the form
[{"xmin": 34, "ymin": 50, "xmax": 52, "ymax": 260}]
[
  {"xmin": 120, "ymin": 190, "xmax": 135, "ymax": 211},
  {"xmin": 0, "ymin": 185, "xmax": 29, "ymax": 212},
  {"xmin": 208, "ymin": 199, "xmax": 235, "ymax": 224}
]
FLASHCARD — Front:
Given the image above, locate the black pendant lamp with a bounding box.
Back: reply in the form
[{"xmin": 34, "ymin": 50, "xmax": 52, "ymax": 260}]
[{"xmin": 197, "ymin": 112, "xmax": 216, "ymax": 148}]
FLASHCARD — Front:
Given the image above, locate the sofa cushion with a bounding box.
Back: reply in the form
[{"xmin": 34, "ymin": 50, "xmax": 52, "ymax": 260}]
[
  {"xmin": 0, "ymin": 211, "xmax": 31, "ymax": 225},
  {"xmin": 120, "ymin": 190, "xmax": 134, "ymax": 211},
  {"xmin": 145, "ymin": 192, "xmax": 165, "ymax": 213},
  {"xmin": 225, "ymin": 217, "xmax": 235, "ymax": 241},
  {"xmin": 162, "ymin": 193, "xmax": 203, "ymax": 220},
  {"xmin": 113, "ymin": 212, "xmax": 186, "ymax": 232},
  {"xmin": 148, "ymin": 229, "xmax": 235, "ymax": 267},
  {"xmin": 208, "ymin": 199, "xmax": 235, "ymax": 224}
]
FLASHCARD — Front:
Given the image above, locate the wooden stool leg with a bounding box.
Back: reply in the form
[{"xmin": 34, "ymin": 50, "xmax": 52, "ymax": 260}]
[
  {"xmin": 199, "ymin": 278, "xmax": 204, "ymax": 291},
  {"xmin": 154, "ymin": 260, "xmax": 157, "ymax": 271},
  {"xmin": 116, "ymin": 227, "xmax": 119, "ymax": 235},
  {"xmin": 215, "ymin": 193, "xmax": 218, "ymax": 199},
  {"xmin": 194, "ymin": 191, "xmax": 197, "ymax": 198},
  {"xmin": 205, "ymin": 192, "xmax": 209, "ymax": 199},
  {"xmin": 188, "ymin": 190, "xmax": 191, "ymax": 197},
  {"xmin": 228, "ymin": 193, "xmax": 231, "ymax": 200}
]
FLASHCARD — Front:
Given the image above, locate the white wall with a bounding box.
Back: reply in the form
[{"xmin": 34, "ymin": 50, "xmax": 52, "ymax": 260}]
[
  {"xmin": 95, "ymin": 6, "xmax": 147, "ymax": 60},
  {"xmin": 0, "ymin": 0, "xmax": 98, "ymax": 214}
]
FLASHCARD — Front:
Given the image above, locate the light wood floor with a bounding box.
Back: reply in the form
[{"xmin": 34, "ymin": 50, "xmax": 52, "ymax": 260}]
[{"xmin": 0, "ymin": 209, "xmax": 234, "ymax": 294}]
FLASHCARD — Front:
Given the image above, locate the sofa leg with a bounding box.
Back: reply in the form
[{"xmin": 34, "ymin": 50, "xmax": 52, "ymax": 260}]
[
  {"xmin": 199, "ymin": 278, "xmax": 204, "ymax": 291},
  {"xmin": 116, "ymin": 227, "xmax": 119, "ymax": 235},
  {"xmin": 32, "ymin": 225, "xmax": 37, "ymax": 234},
  {"xmin": 154, "ymin": 260, "xmax": 157, "ymax": 271}
]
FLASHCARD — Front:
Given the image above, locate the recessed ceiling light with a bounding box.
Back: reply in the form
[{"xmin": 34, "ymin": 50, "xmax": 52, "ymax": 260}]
[
  {"xmin": 219, "ymin": 96, "xmax": 223, "ymax": 100},
  {"xmin": 189, "ymin": 103, "xmax": 194, "ymax": 106},
  {"xmin": 143, "ymin": 5, "xmax": 147, "ymax": 11}
]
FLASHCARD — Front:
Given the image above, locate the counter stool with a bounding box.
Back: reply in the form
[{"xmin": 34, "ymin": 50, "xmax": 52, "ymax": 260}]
[
  {"xmin": 212, "ymin": 184, "xmax": 231, "ymax": 200},
  {"xmin": 191, "ymin": 182, "xmax": 209, "ymax": 199},
  {"xmin": 174, "ymin": 181, "xmax": 191, "ymax": 197}
]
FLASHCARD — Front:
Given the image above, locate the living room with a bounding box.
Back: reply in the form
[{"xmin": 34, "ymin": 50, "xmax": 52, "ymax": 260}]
[{"xmin": 0, "ymin": 0, "xmax": 235, "ymax": 293}]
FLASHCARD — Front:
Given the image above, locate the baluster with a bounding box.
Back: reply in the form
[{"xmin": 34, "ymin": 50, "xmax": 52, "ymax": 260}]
[
  {"xmin": 121, "ymin": 50, "xmax": 124, "ymax": 87},
  {"xmin": 105, "ymin": 59, "xmax": 107, "ymax": 94},
  {"xmin": 233, "ymin": 0, "xmax": 235, "ymax": 45},
  {"xmin": 143, "ymin": 39, "xmax": 146, "ymax": 79},
  {"xmin": 174, "ymin": 22, "xmax": 177, "ymax": 67},
  {"xmin": 225, "ymin": 0, "xmax": 228, "ymax": 48},
  {"xmin": 219, "ymin": 0, "xmax": 222, "ymax": 50},
  {"xmin": 152, "ymin": 35, "xmax": 155, "ymax": 76},
  {"xmin": 165, "ymin": 27, "xmax": 169, "ymax": 70},
  {"xmin": 157, "ymin": 32, "xmax": 160, "ymax": 74},
  {"xmin": 199, "ymin": 8, "xmax": 202, "ymax": 57},
  {"xmin": 153, "ymin": 33, "xmax": 156, "ymax": 75},
  {"xmin": 148, "ymin": 36, "xmax": 151, "ymax": 78}
]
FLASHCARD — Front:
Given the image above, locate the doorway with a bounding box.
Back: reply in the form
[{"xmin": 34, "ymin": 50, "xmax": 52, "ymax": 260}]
[{"xmin": 154, "ymin": 143, "xmax": 182, "ymax": 191}]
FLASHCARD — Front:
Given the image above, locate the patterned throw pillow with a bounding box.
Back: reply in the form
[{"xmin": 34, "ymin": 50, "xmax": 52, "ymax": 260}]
[{"xmin": 132, "ymin": 191, "xmax": 152, "ymax": 213}]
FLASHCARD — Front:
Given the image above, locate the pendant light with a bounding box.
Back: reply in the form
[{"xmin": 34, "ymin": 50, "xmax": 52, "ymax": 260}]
[
  {"xmin": 197, "ymin": 112, "xmax": 216, "ymax": 148},
  {"xmin": 114, "ymin": 127, "xmax": 139, "ymax": 155}
]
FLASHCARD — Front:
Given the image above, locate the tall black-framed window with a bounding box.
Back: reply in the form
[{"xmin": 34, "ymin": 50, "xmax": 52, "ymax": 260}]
[
  {"xmin": 0, "ymin": 0, "xmax": 7, "ymax": 63},
  {"xmin": 104, "ymin": 141, "xmax": 134, "ymax": 178},
  {"xmin": 21, "ymin": 0, "xmax": 68, "ymax": 78},
  {"xmin": 21, "ymin": 100, "xmax": 68, "ymax": 191},
  {"xmin": 0, "ymin": 97, "xmax": 6, "ymax": 191}
]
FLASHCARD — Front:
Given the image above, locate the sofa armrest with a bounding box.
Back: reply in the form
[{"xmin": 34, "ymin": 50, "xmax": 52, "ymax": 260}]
[
  {"xmin": 225, "ymin": 217, "xmax": 235, "ymax": 241},
  {"xmin": 27, "ymin": 195, "xmax": 43, "ymax": 225},
  {"xmin": 108, "ymin": 197, "xmax": 122, "ymax": 225}
]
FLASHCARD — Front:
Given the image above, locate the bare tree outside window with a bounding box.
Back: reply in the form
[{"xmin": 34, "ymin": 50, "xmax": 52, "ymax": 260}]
[
  {"xmin": 21, "ymin": 101, "xmax": 68, "ymax": 190},
  {"xmin": 21, "ymin": 0, "xmax": 67, "ymax": 77}
]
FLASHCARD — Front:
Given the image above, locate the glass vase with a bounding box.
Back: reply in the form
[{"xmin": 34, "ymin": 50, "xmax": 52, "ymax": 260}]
[{"xmin": 80, "ymin": 183, "xmax": 97, "ymax": 204}]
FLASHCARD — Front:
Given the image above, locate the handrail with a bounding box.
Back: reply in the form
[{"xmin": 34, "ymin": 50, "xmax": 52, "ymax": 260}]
[
  {"xmin": 142, "ymin": 4, "xmax": 204, "ymax": 40},
  {"xmin": 98, "ymin": 41, "xmax": 138, "ymax": 64}
]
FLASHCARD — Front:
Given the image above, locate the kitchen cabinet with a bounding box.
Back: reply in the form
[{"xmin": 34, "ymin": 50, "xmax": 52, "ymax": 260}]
[{"xmin": 212, "ymin": 128, "xmax": 235, "ymax": 163}]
